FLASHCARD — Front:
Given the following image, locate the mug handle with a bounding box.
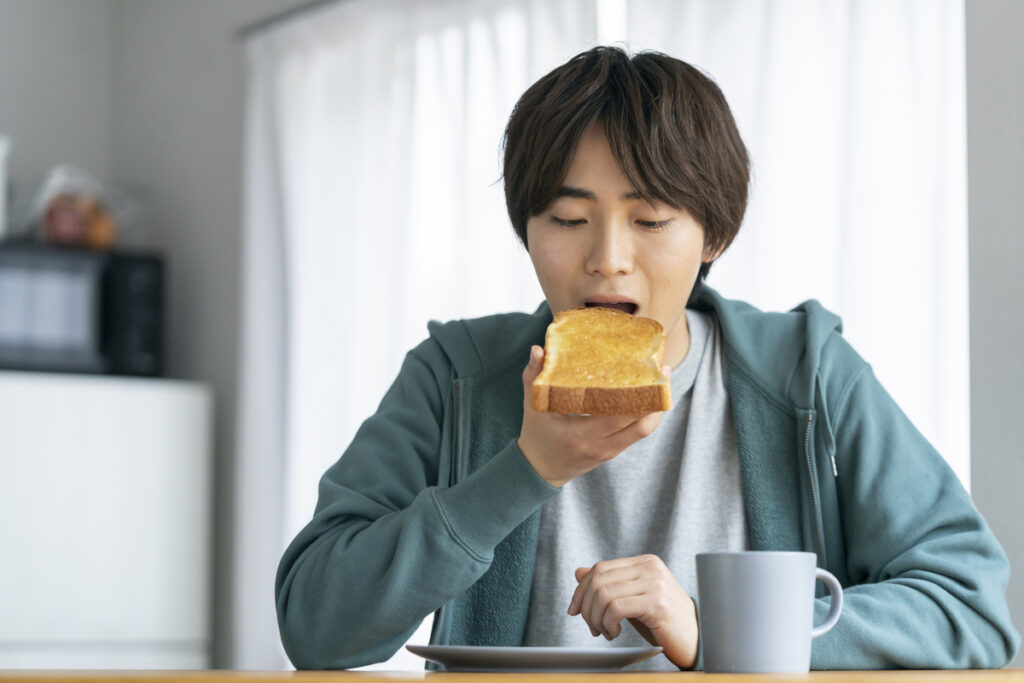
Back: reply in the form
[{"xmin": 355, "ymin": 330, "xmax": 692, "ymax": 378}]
[{"xmin": 811, "ymin": 567, "xmax": 844, "ymax": 639}]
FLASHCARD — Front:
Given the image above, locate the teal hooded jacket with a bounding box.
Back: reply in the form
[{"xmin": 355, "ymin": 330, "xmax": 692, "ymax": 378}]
[{"xmin": 275, "ymin": 288, "xmax": 1020, "ymax": 669}]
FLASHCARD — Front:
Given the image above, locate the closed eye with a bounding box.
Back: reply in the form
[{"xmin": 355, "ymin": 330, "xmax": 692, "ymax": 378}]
[
  {"xmin": 638, "ymin": 219, "xmax": 672, "ymax": 231},
  {"xmin": 550, "ymin": 216, "xmax": 586, "ymax": 227}
]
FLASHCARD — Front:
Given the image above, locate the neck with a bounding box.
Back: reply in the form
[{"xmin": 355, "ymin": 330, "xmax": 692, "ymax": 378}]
[{"xmin": 664, "ymin": 312, "xmax": 691, "ymax": 370}]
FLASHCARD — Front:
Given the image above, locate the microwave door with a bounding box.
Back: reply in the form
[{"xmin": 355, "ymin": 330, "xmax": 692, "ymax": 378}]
[{"xmin": 0, "ymin": 247, "xmax": 108, "ymax": 374}]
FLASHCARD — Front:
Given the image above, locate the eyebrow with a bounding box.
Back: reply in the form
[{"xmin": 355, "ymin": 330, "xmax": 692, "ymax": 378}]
[{"xmin": 553, "ymin": 186, "xmax": 644, "ymax": 201}]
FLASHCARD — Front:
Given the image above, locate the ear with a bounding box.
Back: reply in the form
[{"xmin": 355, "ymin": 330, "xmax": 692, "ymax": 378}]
[{"xmin": 702, "ymin": 242, "xmax": 726, "ymax": 264}]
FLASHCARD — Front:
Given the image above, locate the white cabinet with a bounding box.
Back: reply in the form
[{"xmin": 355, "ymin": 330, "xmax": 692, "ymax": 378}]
[{"xmin": 0, "ymin": 371, "xmax": 213, "ymax": 668}]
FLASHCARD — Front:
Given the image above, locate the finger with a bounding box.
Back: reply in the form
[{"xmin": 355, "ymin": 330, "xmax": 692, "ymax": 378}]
[
  {"xmin": 585, "ymin": 578, "xmax": 650, "ymax": 640},
  {"xmin": 571, "ymin": 556, "xmax": 666, "ymax": 619},
  {"xmin": 577, "ymin": 572, "xmax": 599, "ymax": 627},
  {"xmin": 588, "ymin": 555, "xmax": 653, "ymax": 575},
  {"xmin": 601, "ymin": 594, "xmax": 654, "ymax": 640},
  {"xmin": 596, "ymin": 575, "xmax": 671, "ymax": 640},
  {"xmin": 598, "ymin": 410, "xmax": 662, "ymax": 437},
  {"xmin": 569, "ymin": 558, "xmax": 642, "ymax": 615},
  {"xmin": 568, "ymin": 567, "xmax": 590, "ymax": 615},
  {"xmin": 579, "ymin": 571, "xmax": 647, "ymax": 637},
  {"xmin": 521, "ymin": 345, "xmax": 544, "ymax": 410},
  {"xmin": 522, "ymin": 345, "xmax": 543, "ymax": 385},
  {"xmin": 559, "ymin": 408, "xmax": 660, "ymax": 441},
  {"xmin": 570, "ymin": 568, "xmax": 599, "ymax": 635},
  {"xmin": 604, "ymin": 573, "xmax": 690, "ymax": 641},
  {"xmin": 563, "ymin": 413, "xmax": 641, "ymax": 438},
  {"xmin": 599, "ymin": 412, "xmax": 663, "ymax": 448},
  {"xmin": 569, "ymin": 564, "xmax": 603, "ymax": 617}
]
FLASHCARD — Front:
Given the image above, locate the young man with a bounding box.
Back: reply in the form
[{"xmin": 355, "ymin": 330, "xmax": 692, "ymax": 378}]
[{"xmin": 275, "ymin": 46, "xmax": 1019, "ymax": 670}]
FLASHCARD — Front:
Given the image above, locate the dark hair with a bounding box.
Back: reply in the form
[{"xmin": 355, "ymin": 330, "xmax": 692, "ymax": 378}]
[{"xmin": 502, "ymin": 46, "xmax": 750, "ymax": 290}]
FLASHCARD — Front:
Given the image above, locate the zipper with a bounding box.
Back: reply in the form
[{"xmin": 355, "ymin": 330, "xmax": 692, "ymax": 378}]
[
  {"xmin": 433, "ymin": 378, "xmax": 465, "ymax": 646},
  {"xmin": 804, "ymin": 412, "xmax": 826, "ymax": 560},
  {"xmin": 452, "ymin": 379, "xmax": 464, "ymax": 485}
]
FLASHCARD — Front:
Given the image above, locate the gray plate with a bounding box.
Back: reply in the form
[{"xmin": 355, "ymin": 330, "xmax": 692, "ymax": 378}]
[{"xmin": 405, "ymin": 644, "xmax": 662, "ymax": 672}]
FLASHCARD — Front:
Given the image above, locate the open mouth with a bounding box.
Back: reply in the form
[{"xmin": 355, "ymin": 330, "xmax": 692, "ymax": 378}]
[{"xmin": 585, "ymin": 301, "xmax": 638, "ymax": 315}]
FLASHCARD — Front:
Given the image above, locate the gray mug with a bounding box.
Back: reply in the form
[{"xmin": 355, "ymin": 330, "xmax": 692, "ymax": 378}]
[{"xmin": 696, "ymin": 551, "xmax": 843, "ymax": 673}]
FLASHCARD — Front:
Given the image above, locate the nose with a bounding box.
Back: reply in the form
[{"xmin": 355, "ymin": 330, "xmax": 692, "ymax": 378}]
[{"xmin": 585, "ymin": 221, "xmax": 633, "ymax": 277}]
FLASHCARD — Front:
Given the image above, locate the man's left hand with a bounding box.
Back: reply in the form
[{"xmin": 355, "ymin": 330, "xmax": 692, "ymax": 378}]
[{"xmin": 568, "ymin": 554, "xmax": 698, "ymax": 669}]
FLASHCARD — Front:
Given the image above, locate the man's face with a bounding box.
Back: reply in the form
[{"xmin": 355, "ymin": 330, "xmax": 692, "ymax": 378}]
[{"xmin": 526, "ymin": 123, "xmax": 714, "ymax": 369}]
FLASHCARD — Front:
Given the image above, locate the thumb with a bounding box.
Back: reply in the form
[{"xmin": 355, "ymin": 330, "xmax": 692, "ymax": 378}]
[
  {"xmin": 522, "ymin": 344, "xmax": 545, "ymax": 385},
  {"xmin": 574, "ymin": 566, "xmax": 591, "ymax": 582}
]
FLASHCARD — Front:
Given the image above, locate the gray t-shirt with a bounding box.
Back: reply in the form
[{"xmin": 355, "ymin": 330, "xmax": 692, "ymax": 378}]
[{"xmin": 522, "ymin": 309, "xmax": 748, "ymax": 670}]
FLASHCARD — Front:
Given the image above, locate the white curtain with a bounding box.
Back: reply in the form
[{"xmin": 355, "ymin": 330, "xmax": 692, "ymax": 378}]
[
  {"xmin": 626, "ymin": 0, "xmax": 969, "ymax": 486},
  {"xmin": 238, "ymin": 0, "xmax": 966, "ymax": 670},
  {"xmin": 239, "ymin": 0, "xmax": 596, "ymax": 670}
]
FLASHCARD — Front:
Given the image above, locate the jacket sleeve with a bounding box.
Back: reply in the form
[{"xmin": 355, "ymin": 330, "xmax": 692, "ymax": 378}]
[
  {"xmin": 274, "ymin": 337, "xmax": 558, "ymax": 669},
  {"xmin": 811, "ymin": 362, "xmax": 1020, "ymax": 669}
]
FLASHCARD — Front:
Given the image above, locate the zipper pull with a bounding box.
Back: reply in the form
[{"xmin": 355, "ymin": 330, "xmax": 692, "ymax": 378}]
[{"xmin": 808, "ymin": 412, "xmax": 838, "ymax": 478}]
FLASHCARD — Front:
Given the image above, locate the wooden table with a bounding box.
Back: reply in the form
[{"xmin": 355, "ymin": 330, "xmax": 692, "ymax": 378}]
[{"xmin": 0, "ymin": 671, "xmax": 1022, "ymax": 683}]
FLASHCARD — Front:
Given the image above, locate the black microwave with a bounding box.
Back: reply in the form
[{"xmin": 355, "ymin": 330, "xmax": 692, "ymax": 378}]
[{"xmin": 0, "ymin": 243, "xmax": 163, "ymax": 376}]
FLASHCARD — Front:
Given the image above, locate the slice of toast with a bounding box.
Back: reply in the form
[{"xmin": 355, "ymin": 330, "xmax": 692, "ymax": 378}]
[{"xmin": 531, "ymin": 306, "xmax": 672, "ymax": 415}]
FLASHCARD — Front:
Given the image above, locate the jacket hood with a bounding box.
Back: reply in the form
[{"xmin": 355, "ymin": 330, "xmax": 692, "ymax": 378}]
[
  {"xmin": 427, "ymin": 303, "xmax": 553, "ymax": 379},
  {"xmin": 692, "ymin": 287, "xmax": 844, "ymax": 411}
]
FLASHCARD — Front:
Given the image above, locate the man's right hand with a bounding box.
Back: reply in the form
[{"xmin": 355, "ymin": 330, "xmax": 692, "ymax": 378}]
[{"xmin": 517, "ymin": 344, "xmax": 667, "ymax": 488}]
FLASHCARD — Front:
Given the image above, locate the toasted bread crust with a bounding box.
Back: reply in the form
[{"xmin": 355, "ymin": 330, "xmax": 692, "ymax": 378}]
[
  {"xmin": 531, "ymin": 307, "xmax": 672, "ymax": 415},
  {"xmin": 533, "ymin": 383, "xmax": 672, "ymax": 415}
]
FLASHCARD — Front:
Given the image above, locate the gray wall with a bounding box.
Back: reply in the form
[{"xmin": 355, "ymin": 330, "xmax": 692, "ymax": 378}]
[
  {"xmin": 966, "ymin": 0, "xmax": 1024, "ymax": 668},
  {"xmin": 0, "ymin": 0, "xmax": 116, "ymax": 228}
]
